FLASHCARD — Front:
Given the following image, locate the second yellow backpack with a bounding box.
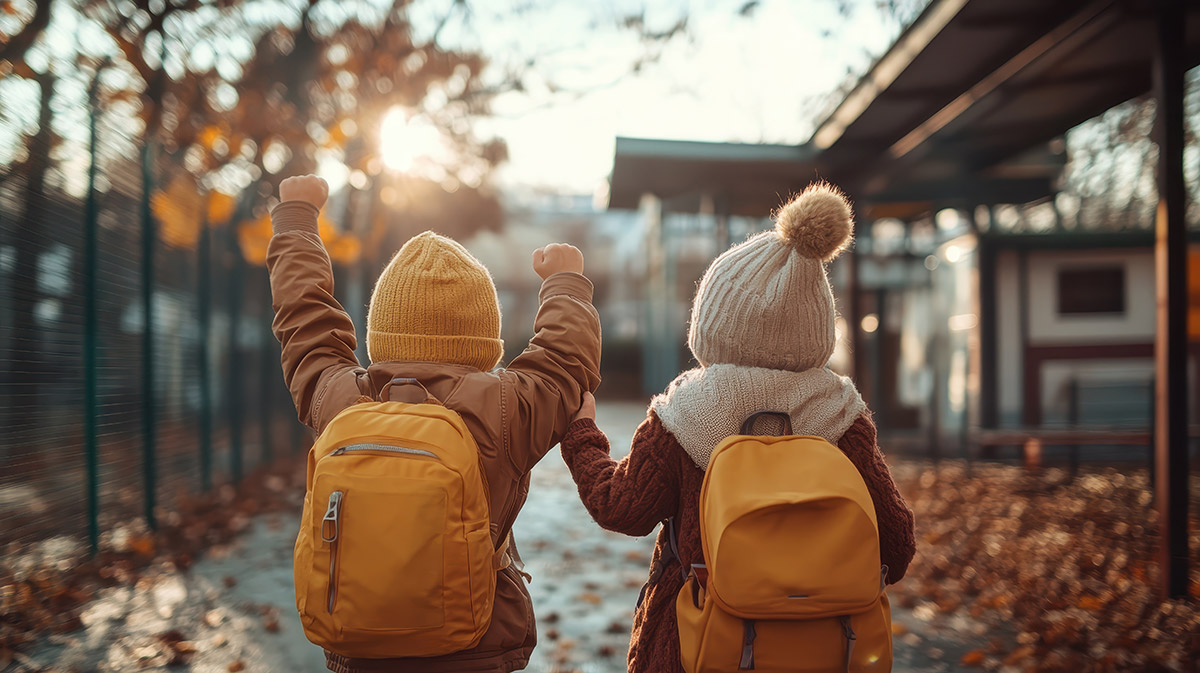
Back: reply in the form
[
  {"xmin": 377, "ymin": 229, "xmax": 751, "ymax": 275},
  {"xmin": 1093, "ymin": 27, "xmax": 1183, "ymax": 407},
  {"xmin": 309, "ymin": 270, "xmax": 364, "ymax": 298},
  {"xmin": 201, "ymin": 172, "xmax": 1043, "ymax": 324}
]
[
  {"xmin": 293, "ymin": 378, "xmax": 507, "ymax": 659},
  {"xmin": 675, "ymin": 412, "xmax": 893, "ymax": 673}
]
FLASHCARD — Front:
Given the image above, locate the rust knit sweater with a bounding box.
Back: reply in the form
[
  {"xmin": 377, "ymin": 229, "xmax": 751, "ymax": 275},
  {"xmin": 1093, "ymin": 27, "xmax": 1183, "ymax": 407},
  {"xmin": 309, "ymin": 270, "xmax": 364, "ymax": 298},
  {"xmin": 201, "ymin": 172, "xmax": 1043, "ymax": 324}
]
[{"xmin": 560, "ymin": 411, "xmax": 916, "ymax": 673}]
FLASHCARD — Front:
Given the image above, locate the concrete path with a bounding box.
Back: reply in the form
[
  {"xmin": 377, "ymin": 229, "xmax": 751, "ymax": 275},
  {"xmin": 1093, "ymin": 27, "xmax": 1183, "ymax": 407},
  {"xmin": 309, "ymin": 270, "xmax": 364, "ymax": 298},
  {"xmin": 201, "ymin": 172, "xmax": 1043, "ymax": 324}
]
[{"xmin": 22, "ymin": 402, "xmax": 991, "ymax": 673}]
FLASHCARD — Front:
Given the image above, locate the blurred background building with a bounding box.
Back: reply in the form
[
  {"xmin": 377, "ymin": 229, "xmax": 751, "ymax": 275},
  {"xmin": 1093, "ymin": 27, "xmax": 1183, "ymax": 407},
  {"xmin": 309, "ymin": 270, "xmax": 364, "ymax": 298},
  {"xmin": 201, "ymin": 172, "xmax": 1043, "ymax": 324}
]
[{"xmin": 601, "ymin": 0, "xmax": 1200, "ymax": 475}]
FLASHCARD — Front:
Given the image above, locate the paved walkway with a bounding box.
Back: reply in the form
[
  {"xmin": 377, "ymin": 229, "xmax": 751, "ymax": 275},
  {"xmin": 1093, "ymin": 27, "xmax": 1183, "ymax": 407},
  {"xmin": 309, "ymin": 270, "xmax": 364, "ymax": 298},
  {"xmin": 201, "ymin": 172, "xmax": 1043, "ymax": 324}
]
[{"xmin": 25, "ymin": 402, "xmax": 991, "ymax": 672}]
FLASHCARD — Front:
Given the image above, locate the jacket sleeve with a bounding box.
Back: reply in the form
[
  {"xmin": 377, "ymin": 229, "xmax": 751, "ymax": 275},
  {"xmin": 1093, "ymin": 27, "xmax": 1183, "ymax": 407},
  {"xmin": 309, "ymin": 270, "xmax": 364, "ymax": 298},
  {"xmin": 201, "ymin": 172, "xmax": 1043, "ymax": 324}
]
[
  {"xmin": 559, "ymin": 413, "xmax": 679, "ymax": 537},
  {"xmin": 266, "ymin": 201, "xmax": 367, "ymax": 434},
  {"xmin": 502, "ymin": 272, "xmax": 602, "ymax": 474},
  {"xmin": 837, "ymin": 414, "xmax": 916, "ymax": 584}
]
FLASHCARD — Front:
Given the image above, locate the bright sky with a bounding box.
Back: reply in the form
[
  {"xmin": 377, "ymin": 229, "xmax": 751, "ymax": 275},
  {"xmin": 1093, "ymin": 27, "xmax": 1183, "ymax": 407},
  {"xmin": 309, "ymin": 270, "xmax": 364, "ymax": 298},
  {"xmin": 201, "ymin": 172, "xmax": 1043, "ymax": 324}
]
[
  {"xmin": 0, "ymin": 0, "xmax": 915, "ymax": 199},
  {"xmin": 432, "ymin": 0, "xmax": 909, "ymax": 194}
]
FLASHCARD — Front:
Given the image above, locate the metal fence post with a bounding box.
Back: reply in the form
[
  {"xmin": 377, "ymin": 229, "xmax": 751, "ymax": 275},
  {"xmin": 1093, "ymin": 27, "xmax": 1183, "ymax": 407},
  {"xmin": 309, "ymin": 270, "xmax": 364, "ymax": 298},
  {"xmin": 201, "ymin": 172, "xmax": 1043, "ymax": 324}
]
[
  {"xmin": 259, "ymin": 276, "xmax": 274, "ymax": 465},
  {"xmin": 228, "ymin": 227, "xmax": 244, "ymax": 483},
  {"xmin": 197, "ymin": 212, "xmax": 213, "ymax": 491},
  {"xmin": 140, "ymin": 140, "xmax": 157, "ymax": 530},
  {"xmin": 83, "ymin": 62, "xmax": 108, "ymax": 555},
  {"xmin": 291, "ymin": 413, "xmax": 303, "ymax": 454}
]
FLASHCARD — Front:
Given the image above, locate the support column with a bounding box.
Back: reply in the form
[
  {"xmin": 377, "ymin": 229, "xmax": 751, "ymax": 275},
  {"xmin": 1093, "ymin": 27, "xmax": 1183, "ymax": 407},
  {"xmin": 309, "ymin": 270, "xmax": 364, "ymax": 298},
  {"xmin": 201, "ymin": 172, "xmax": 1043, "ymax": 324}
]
[
  {"xmin": 1152, "ymin": 0, "xmax": 1189, "ymax": 600},
  {"xmin": 640, "ymin": 194, "xmax": 664, "ymax": 396},
  {"xmin": 977, "ymin": 223, "xmax": 997, "ymax": 429},
  {"xmin": 847, "ymin": 223, "xmax": 863, "ymax": 382},
  {"xmin": 714, "ymin": 194, "xmax": 731, "ymax": 252}
]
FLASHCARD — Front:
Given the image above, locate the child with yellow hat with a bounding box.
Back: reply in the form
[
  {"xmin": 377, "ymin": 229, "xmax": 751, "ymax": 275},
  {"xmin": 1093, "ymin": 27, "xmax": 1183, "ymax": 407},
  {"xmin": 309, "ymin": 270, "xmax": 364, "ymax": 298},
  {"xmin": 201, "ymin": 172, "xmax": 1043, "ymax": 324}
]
[{"xmin": 267, "ymin": 174, "xmax": 601, "ymax": 673}]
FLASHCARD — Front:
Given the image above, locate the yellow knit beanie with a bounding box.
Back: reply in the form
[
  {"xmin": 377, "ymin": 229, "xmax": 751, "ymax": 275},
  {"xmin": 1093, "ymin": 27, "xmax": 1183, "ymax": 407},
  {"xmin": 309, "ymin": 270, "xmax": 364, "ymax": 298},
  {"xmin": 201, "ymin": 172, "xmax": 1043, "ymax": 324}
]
[{"xmin": 366, "ymin": 231, "xmax": 503, "ymax": 370}]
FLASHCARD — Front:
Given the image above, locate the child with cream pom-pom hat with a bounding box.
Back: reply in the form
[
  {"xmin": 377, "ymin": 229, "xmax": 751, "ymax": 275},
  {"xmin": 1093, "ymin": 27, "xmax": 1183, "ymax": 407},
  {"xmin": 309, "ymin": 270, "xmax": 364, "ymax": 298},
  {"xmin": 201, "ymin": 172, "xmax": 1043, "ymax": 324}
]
[{"xmin": 558, "ymin": 182, "xmax": 916, "ymax": 673}]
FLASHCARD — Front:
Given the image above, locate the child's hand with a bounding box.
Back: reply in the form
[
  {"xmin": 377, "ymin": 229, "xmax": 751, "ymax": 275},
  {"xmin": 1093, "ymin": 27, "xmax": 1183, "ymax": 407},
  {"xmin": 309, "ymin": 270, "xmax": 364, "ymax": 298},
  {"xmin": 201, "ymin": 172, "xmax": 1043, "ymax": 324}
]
[
  {"xmin": 279, "ymin": 174, "xmax": 329, "ymax": 211},
  {"xmin": 532, "ymin": 243, "xmax": 584, "ymax": 280},
  {"xmin": 573, "ymin": 392, "xmax": 596, "ymax": 423}
]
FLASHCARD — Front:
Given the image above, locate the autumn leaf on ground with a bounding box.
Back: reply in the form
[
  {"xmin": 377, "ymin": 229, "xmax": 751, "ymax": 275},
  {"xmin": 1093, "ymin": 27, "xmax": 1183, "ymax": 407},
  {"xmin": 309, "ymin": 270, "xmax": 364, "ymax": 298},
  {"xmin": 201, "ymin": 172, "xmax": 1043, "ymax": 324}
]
[
  {"xmin": 960, "ymin": 649, "xmax": 985, "ymax": 666},
  {"xmin": 128, "ymin": 534, "xmax": 157, "ymax": 558},
  {"xmin": 576, "ymin": 592, "xmax": 603, "ymax": 605},
  {"xmin": 203, "ymin": 609, "xmax": 225, "ymax": 627}
]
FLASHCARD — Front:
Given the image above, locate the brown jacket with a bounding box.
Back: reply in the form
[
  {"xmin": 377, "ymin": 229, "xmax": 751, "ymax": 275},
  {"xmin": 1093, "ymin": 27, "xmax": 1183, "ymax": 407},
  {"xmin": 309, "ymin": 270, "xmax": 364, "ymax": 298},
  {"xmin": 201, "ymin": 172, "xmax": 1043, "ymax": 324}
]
[
  {"xmin": 267, "ymin": 201, "xmax": 602, "ymax": 673},
  {"xmin": 560, "ymin": 412, "xmax": 915, "ymax": 673}
]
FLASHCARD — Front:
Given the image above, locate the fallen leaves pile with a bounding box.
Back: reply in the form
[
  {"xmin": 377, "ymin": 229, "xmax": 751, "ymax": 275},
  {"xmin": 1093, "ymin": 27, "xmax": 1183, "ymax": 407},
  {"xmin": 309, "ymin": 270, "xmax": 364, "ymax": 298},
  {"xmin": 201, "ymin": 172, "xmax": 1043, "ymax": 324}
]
[
  {"xmin": 0, "ymin": 457, "xmax": 307, "ymax": 666},
  {"xmin": 890, "ymin": 461, "xmax": 1200, "ymax": 672}
]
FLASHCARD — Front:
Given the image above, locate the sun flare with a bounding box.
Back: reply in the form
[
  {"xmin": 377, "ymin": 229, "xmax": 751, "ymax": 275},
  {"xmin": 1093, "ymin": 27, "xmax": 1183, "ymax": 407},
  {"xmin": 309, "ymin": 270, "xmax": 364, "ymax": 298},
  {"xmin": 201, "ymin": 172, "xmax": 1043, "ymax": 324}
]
[{"xmin": 379, "ymin": 107, "xmax": 444, "ymax": 173}]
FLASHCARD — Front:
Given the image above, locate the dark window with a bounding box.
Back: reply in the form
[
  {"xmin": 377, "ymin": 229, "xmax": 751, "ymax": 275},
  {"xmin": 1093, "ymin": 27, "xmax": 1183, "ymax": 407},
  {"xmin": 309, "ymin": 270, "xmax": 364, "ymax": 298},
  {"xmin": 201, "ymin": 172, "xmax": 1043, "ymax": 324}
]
[{"xmin": 1057, "ymin": 267, "xmax": 1126, "ymax": 315}]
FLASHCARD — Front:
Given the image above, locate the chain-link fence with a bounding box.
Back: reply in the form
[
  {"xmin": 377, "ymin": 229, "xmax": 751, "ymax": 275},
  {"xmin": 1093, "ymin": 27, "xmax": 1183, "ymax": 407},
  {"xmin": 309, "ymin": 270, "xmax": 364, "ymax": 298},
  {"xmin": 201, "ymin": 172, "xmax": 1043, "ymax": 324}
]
[{"xmin": 0, "ymin": 86, "xmax": 306, "ymax": 556}]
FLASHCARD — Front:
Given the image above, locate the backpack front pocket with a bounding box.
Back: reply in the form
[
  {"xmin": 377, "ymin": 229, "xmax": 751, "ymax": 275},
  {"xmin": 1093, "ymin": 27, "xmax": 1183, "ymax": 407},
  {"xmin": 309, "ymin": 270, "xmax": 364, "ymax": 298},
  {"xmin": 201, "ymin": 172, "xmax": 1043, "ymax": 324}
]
[{"xmin": 313, "ymin": 474, "xmax": 447, "ymax": 631}]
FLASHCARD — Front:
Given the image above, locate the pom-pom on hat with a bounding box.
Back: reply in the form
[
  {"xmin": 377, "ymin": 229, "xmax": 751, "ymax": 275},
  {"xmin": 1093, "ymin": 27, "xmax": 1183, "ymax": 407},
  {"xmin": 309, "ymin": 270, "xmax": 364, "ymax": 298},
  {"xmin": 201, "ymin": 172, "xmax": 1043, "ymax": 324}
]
[
  {"xmin": 687, "ymin": 182, "xmax": 855, "ymax": 373},
  {"xmin": 774, "ymin": 181, "xmax": 854, "ymax": 261}
]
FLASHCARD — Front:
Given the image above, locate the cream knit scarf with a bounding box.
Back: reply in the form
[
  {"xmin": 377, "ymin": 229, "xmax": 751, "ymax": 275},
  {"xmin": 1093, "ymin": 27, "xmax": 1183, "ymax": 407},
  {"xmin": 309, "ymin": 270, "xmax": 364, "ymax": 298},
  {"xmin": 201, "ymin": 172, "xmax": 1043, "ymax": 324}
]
[{"xmin": 650, "ymin": 364, "xmax": 867, "ymax": 470}]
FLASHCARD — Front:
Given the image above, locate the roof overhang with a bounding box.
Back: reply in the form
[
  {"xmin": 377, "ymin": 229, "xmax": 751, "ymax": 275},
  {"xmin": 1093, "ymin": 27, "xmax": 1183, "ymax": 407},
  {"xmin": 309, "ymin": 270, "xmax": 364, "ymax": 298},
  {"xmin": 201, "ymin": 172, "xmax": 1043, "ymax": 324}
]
[
  {"xmin": 820, "ymin": 0, "xmax": 1200, "ymax": 200},
  {"xmin": 607, "ymin": 138, "xmax": 817, "ymax": 216}
]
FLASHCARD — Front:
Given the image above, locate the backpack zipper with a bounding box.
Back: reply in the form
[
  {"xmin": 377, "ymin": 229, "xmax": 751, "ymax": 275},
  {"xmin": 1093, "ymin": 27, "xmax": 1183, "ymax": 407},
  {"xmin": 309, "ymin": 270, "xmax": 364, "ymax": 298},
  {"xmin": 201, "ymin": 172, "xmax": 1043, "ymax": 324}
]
[
  {"xmin": 322, "ymin": 491, "xmax": 343, "ymax": 613},
  {"xmin": 840, "ymin": 616, "xmax": 857, "ymax": 673},
  {"xmin": 333, "ymin": 443, "xmax": 437, "ymax": 458}
]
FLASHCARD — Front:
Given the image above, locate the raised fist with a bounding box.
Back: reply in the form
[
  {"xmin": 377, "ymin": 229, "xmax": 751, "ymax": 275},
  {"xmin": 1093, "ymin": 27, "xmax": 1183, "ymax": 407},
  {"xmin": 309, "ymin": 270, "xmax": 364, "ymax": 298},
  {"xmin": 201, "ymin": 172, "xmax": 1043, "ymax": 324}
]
[
  {"xmin": 532, "ymin": 243, "xmax": 584, "ymax": 280},
  {"xmin": 279, "ymin": 174, "xmax": 329, "ymax": 210}
]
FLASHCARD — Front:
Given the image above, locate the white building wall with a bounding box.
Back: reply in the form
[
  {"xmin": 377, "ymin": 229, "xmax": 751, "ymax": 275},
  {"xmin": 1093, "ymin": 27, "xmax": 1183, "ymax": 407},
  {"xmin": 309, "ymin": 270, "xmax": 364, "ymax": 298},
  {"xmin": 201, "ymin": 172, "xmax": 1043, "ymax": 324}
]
[
  {"xmin": 994, "ymin": 247, "xmax": 1156, "ymax": 428},
  {"xmin": 1025, "ymin": 249, "xmax": 1155, "ymax": 345}
]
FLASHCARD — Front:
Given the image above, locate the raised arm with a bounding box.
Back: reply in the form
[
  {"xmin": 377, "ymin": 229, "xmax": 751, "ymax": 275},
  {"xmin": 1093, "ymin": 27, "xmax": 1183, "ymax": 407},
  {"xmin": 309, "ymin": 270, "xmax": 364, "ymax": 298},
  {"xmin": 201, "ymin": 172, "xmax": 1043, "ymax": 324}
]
[
  {"xmin": 559, "ymin": 398, "xmax": 680, "ymax": 537},
  {"xmin": 503, "ymin": 244, "xmax": 603, "ymax": 474},
  {"xmin": 267, "ymin": 175, "xmax": 365, "ymax": 433},
  {"xmin": 837, "ymin": 414, "xmax": 916, "ymax": 584}
]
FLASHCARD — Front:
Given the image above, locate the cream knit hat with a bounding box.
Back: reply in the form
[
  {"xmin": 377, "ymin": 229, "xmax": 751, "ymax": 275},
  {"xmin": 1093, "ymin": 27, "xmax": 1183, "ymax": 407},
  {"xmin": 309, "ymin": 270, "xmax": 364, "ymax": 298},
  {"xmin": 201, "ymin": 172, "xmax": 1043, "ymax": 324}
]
[{"xmin": 687, "ymin": 182, "xmax": 854, "ymax": 372}]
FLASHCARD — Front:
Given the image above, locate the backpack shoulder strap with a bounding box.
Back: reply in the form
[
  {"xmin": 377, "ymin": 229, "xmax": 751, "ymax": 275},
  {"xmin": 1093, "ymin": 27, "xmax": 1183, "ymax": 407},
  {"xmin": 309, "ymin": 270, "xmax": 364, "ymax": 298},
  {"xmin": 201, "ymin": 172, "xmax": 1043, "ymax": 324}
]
[
  {"xmin": 378, "ymin": 377, "xmax": 519, "ymax": 566},
  {"xmin": 654, "ymin": 411, "xmax": 792, "ymax": 591}
]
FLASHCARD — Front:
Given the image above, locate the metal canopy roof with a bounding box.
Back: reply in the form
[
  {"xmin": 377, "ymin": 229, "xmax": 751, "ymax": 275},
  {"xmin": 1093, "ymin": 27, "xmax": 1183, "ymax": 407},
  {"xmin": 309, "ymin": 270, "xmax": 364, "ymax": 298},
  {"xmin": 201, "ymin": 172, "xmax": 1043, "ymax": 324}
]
[
  {"xmin": 824, "ymin": 0, "xmax": 1200, "ymax": 200},
  {"xmin": 607, "ymin": 0, "xmax": 1200, "ymax": 216},
  {"xmin": 607, "ymin": 138, "xmax": 818, "ymax": 215}
]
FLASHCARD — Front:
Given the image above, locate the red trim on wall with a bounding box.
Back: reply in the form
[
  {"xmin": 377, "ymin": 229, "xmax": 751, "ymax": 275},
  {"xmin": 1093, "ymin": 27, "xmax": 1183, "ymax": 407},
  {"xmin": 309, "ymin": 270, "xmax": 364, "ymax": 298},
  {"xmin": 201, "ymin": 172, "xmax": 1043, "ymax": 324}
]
[
  {"xmin": 1021, "ymin": 343, "xmax": 1200, "ymax": 426},
  {"xmin": 1022, "ymin": 343, "xmax": 1155, "ymax": 426}
]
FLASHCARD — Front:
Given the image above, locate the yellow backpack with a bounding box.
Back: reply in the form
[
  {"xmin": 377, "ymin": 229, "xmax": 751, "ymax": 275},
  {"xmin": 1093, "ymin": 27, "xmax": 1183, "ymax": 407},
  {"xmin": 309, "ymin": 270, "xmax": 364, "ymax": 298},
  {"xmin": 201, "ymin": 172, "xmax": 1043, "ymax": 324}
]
[
  {"xmin": 293, "ymin": 378, "xmax": 507, "ymax": 659},
  {"xmin": 675, "ymin": 412, "xmax": 893, "ymax": 673}
]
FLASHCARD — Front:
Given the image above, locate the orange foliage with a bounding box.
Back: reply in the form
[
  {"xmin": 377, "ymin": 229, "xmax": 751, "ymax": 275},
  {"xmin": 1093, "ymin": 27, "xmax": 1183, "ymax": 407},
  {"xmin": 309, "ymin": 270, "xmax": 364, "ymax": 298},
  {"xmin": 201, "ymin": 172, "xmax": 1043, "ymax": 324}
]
[
  {"xmin": 152, "ymin": 175, "xmax": 205, "ymax": 250},
  {"xmin": 237, "ymin": 210, "xmax": 362, "ymax": 266},
  {"xmin": 207, "ymin": 191, "xmax": 237, "ymax": 226}
]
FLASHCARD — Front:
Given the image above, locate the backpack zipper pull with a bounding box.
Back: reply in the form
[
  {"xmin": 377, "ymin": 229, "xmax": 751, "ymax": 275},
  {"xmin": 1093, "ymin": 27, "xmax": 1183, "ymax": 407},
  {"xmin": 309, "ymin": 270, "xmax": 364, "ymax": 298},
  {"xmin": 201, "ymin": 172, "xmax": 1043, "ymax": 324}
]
[
  {"xmin": 840, "ymin": 616, "xmax": 857, "ymax": 673},
  {"xmin": 322, "ymin": 491, "xmax": 343, "ymax": 543}
]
